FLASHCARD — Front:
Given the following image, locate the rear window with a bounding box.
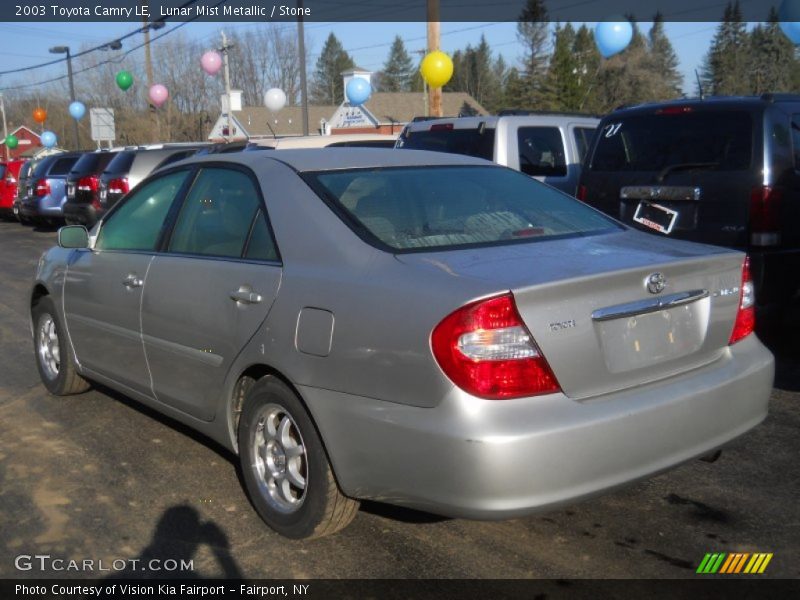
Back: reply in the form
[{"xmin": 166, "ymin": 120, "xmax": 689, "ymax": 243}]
[
  {"xmin": 326, "ymin": 140, "xmax": 396, "ymax": 148},
  {"xmin": 19, "ymin": 162, "xmax": 32, "ymax": 179},
  {"xmin": 49, "ymin": 156, "xmax": 80, "ymax": 176},
  {"xmin": 590, "ymin": 111, "xmax": 753, "ymax": 172},
  {"xmin": 304, "ymin": 166, "xmax": 617, "ymax": 252},
  {"xmin": 31, "ymin": 157, "xmax": 57, "ymax": 178},
  {"xmin": 69, "ymin": 152, "xmax": 117, "ymax": 175},
  {"xmin": 0, "ymin": 165, "xmax": 6, "ymax": 179},
  {"xmin": 517, "ymin": 127, "xmax": 567, "ymax": 177},
  {"xmin": 104, "ymin": 150, "xmax": 136, "ymax": 174},
  {"xmin": 398, "ymin": 126, "xmax": 495, "ymax": 160}
]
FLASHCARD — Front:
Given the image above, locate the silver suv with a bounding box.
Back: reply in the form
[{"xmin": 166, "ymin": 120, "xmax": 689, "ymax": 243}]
[{"xmin": 397, "ymin": 112, "xmax": 599, "ymax": 195}]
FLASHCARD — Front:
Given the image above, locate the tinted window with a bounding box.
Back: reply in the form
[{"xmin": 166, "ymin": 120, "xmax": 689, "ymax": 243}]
[
  {"xmin": 590, "ymin": 112, "xmax": 753, "ymax": 172},
  {"xmin": 327, "ymin": 140, "xmax": 397, "ymax": 148},
  {"xmin": 49, "ymin": 156, "xmax": 80, "ymax": 176},
  {"xmin": 96, "ymin": 171, "xmax": 188, "ymax": 251},
  {"xmin": 518, "ymin": 127, "xmax": 567, "ymax": 177},
  {"xmin": 573, "ymin": 127, "xmax": 595, "ymax": 162},
  {"xmin": 398, "ymin": 127, "xmax": 495, "ymax": 160},
  {"xmin": 168, "ymin": 168, "xmax": 265, "ymax": 259},
  {"xmin": 0, "ymin": 165, "xmax": 6, "ymax": 179},
  {"xmin": 69, "ymin": 152, "xmax": 117, "ymax": 175},
  {"xmin": 104, "ymin": 150, "xmax": 136, "ymax": 174},
  {"xmin": 791, "ymin": 114, "xmax": 800, "ymax": 170},
  {"xmin": 19, "ymin": 162, "xmax": 32, "ymax": 180},
  {"xmin": 156, "ymin": 150, "xmax": 198, "ymax": 169},
  {"xmin": 31, "ymin": 157, "xmax": 57, "ymax": 178},
  {"xmin": 244, "ymin": 210, "xmax": 279, "ymax": 261},
  {"xmin": 306, "ymin": 166, "xmax": 617, "ymax": 252}
]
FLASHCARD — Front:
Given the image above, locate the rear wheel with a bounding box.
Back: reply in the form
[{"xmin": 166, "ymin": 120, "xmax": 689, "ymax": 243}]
[
  {"xmin": 237, "ymin": 376, "xmax": 359, "ymax": 539},
  {"xmin": 32, "ymin": 296, "xmax": 90, "ymax": 395}
]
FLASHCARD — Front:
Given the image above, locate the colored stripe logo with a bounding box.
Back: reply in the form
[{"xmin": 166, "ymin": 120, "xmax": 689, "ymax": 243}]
[{"xmin": 696, "ymin": 552, "xmax": 773, "ymax": 574}]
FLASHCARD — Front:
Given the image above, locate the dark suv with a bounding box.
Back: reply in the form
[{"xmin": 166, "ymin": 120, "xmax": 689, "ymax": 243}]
[
  {"xmin": 63, "ymin": 150, "xmax": 119, "ymax": 226},
  {"xmin": 578, "ymin": 94, "xmax": 800, "ymax": 318}
]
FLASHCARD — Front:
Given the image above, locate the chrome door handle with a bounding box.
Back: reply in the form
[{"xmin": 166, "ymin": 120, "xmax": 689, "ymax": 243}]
[
  {"xmin": 230, "ymin": 288, "xmax": 262, "ymax": 304},
  {"xmin": 122, "ymin": 274, "xmax": 143, "ymax": 288}
]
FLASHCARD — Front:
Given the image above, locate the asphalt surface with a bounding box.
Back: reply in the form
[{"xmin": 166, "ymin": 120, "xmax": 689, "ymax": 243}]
[{"xmin": 0, "ymin": 219, "xmax": 798, "ymax": 580}]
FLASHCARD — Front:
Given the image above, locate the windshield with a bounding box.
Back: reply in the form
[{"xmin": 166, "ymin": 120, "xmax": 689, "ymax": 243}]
[
  {"xmin": 304, "ymin": 166, "xmax": 618, "ymax": 252},
  {"xmin": 590, "ymin": 111, "xmax": 753, "ymax": 172},
  {"xmin": 397, "ymin": 127, "xmax": 495, "ymax": 161}
]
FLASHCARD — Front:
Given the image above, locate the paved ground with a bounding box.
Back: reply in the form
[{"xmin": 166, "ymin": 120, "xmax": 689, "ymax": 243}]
[{"xmin": 0, "ymin": 220, "xmax": 798, "ymax": 580}]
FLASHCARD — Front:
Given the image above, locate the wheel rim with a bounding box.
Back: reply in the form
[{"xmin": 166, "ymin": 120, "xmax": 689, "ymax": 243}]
[
  {"xmin": 251, "ymin": 404, "xmax": 307, "ymax": 513},
  {"xmin": 37, "ymin": 314, "xmax": 60, "ymax": 380}
]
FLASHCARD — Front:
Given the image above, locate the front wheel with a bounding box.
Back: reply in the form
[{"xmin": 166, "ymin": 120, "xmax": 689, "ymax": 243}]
[
  {"xmin": 237, "ymin": 376, "xmax": 359, "ymax": 539},
  {"xmin": 32, "ymin": 296, "xmax": 90, "ymax": 395}
]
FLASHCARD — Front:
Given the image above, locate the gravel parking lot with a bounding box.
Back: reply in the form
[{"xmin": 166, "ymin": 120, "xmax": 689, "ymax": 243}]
[{"xmin": 0, "ymin": 220, "xmax": 798, "ymax": 579}]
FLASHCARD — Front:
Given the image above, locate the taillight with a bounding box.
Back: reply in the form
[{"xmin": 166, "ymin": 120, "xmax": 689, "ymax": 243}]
[
  {"xmin": 77, "ymin": 175, "xmax": 99, "ymax": 192},
  {"xmin": 108, "ymin": 177, "xmax": 129, "ymax": 195},
  {"xmin": 654, "ymin": 106, "xmax": 693, "ymax": 115},
  {"xmin": 576, "ymin": 185, "xmax": 587, "ymax": 201},
  {"xmin": 35, "ymin": 179, "xmax": 50, "ymax": 196},
  {"xmin": 431, "ymin": 293, "xmax": 561, "ymax": 399},
  {"xmin": 750, "ymin": 185, "xmax": 781, "ymax": 246},
  {"xmin": 430, "ymin": 123, "xmax": 454, "ymax": 131},
  {"xmin": 729, "ymin": 256, "xmax": 755, "ymax": 345}
]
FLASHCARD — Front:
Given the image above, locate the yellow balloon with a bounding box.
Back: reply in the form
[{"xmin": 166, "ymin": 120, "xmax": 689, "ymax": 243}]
[{"xmin": 420, "ymin": 50, "xmax": 454, "ymax": 88}]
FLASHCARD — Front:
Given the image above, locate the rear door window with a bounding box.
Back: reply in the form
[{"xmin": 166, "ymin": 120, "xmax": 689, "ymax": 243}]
[
  {"xmin": 517, "ymin": 127, "xmax": 567, "ymax": 177},
  {"xmin": 590, "ymin": 111, "xmax": 753, "ymax": 172}
]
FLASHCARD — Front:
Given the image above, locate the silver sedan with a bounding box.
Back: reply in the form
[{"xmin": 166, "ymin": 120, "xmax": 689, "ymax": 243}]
[{"xmin": 31, "ymin": 150, "xmax": 774, "ymax": 538}]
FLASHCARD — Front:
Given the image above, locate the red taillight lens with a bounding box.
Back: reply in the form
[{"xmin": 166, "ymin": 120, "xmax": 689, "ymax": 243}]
[
  {"xmin": 108, "ymin": 177, "xmax": 129, "ymax": 195},
  {"xmin": 77, "ymin": 175, "xmax": 99, "ymax": 192},
  {"xmin": 655, "ymin": 106, "xmax": 693, "ymax": 115},
  {"xmin": 35, "ymin": 179, "xmax": 50, "ymax": 196},
  {"xmin": 729, "ymin": 256, "xmax": 755, "ymax": 345},
  {"xmin": 430, "ymin": 123, "xmax": 454, "ymax": 131},
  {"xmin": 576, "ymin": 184, "xmax": 587, "ymax": 201},
  {"xmin": 749, "ymin": 186, "xmax": 781, "ymax": 246},
  {"xmin": 431, "ymin": 293, "xmax": 561, "ymax": 399}
]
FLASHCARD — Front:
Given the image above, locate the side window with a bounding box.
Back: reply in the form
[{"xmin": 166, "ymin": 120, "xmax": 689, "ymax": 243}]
[
  {"xmin": 573, "ymin": 127, "xmax": 596, "ymax": 163},
  {"xmin": 791, "ymin": 115, "xmax": 800, "ymax": 170},
  {"xmin": 96, "ymin": 171, "xmax": 189, "ymax": 251},
  {"xmin": 156, "ymin": 150, "xmax": 197, "ymax": 170},
  {"xmin": 517, "ymin": 127, "xmax": 567, "ymax": 177},
  {"xmin": 168, "ymin": 167, "xmax": 268, "ymax": 259},
  {"xmin": 244, "ymin": 210, "xmax": 279, "ymax": 261}
]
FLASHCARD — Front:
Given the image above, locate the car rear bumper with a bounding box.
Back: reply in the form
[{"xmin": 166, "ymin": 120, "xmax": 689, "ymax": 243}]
[
  {"xmin": 300, "ymin": 334, "xmax": 773, "ymax": 519},
  {"xmin": 19, "ymin": 199, "xmax": 64, "ymax": 219},
  {"xmin": 63, "ymin": 203, "xmax": 99, "ymax": 225}
]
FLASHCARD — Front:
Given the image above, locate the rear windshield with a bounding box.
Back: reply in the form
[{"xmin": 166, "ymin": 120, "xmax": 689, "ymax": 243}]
[
  {"xmin": 304, "ymin": 166, "xmax": 618, "ymax": 252},
  {"xmin": 19, "ymin": 162, "xmax": 32, "ymax": 179},
  {"xmin": 0, "ymin": 165, "xmax": 6, "ymax": 179},
  {"xmin": 49, "ymin": 156, "xmax": 80, "ymax": 176},
  {"xmin": 590, "ymin": 111, "xmax": 753, "ymax": 172},
  {"xmin": 70, "ymin": 152, "xmax": 117, "ymax": 175},
  {"xmin": 31, "ymin": 157, "xmax": 57, "ymax": 178},
  {"xmin": 398, "ymin": 127, "xmax": 495, "ymax": 160},
  {"xmin": 104, "ymin": 150, "xmax": 136, "ymax": 174}
]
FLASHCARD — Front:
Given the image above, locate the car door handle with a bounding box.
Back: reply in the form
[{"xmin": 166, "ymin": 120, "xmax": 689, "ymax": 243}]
[
  {"xmin": 122, "ymin": 274, "xmax": 143, "ymax": 288},
  {"xmin": 230, "ymin": 288, "xmax": 262, "ymax": 304}
]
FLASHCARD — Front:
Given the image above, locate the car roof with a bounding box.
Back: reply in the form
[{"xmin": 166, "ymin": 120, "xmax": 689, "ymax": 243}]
[
  {"xmin": 251, "ymin": 133, "xmax": 399, "ymax": 149},
  {"xmin": 607, "ymin": 95, "xmax": 800, "ymax": 117},
  {"xmin": 169, "ymin": 148, "xmax": 494, "ymax": 173},
  {"xmin": 404, "ymin": 114, "xmax": 599, "ymax": 131}
]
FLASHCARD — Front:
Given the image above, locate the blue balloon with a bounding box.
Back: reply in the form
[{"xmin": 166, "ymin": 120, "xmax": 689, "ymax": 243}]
[
  {"xmin": 345, "ymin": 77, "xmax": 371, "ymax": 106},
  {"xmin": 595, "ymin": 20, "xmax": 634, "ymax": 59},
  {"xmin": 41, "ymin": 131, "xmax": 57, "ymax": 148},
  {"xmin": 68, "ymin": 101, "xmax": 86, "ymax": 120},
  {"xmin": 779, "ymin": 0, "xmax": 800, "ymax": 44}
]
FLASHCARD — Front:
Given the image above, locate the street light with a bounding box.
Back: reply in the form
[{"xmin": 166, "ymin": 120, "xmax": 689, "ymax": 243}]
[{"xmin": 49, "ymin": 45, "xmax": 79, "ymax": 149}]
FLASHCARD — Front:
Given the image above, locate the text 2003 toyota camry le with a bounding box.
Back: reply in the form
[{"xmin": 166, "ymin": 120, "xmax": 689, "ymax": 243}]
[{"xmin": 31, "ymin": 150, "xmax": 773, "ymax": 538}]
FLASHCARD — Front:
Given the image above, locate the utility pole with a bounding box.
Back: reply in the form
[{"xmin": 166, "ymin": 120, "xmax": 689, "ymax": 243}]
[
  {"xmin": 220, "ymin": 30, "xmax": 234, "ymax": 141},
  {"xmin": 49, "ymin": 46, "xmax": 79, "ymax": 148},
  {"xmin": 0, "ymin": 94, "xmax": 7, "ymax": 161},
  {"xmin": 297, "ymin": 0, "xmax": 309, "ymax": 135},
  {"xmin": 413, "ymin": 49, "xmax": 428, "ymax": 117},
  {"xmin": 142, "ymin": 4, "xmax": 159, "ymax": 142},
  {"xmin": 427, "ymin": 0, "xmax": 441, "ymax": 117}
]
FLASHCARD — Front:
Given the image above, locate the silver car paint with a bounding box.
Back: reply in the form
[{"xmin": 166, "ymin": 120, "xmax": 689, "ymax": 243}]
[{"xmin": 33, "ymin": 149, "xmax": 774, "ymax": 519}]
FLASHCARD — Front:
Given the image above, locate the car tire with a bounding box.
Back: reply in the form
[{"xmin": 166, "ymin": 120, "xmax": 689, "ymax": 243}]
[
  {"xmin": 238, "ymin": 376, "xmax": 359, "ymax": 539},
  {"xmin": 32, "ymin": 296, "xmax": 90, "ymax": 396},
  {"xmin": 18, "ymin": 215, "xmax": 33, "ymax": 226}
]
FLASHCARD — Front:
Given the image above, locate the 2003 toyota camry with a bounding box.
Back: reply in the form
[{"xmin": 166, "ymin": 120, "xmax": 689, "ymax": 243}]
[{"xmin": 31, "ymin": 150, "xmax": 774, "ymax": 538}]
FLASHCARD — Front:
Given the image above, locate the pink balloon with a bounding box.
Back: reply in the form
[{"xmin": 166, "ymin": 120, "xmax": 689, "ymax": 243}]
[
  {"xmin": 149, "ymin": 84, "xmax": 169, "ymax": 107},
  {"xmin": 201, "ymin": 50, "xmax": 222, "ymax": 76}
]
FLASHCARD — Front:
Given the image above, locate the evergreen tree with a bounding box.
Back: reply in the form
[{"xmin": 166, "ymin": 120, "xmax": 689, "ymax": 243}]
[
  {"xmin": 703, "ymin": 1, "xmax": 750, "ymax": 95},
  {"xmin": 381, "ymin": 36, "xmax": 414, "ymax": 92},
  {"xmin": 543, "ymin": 24, "xmax": 581, "ymax": 110},
  {"xmin": 516, "ymin": 0, "xmax": 550, "ymax": 107},
  {"xmin": 572, "ymin": 25, "xmax": 601, "ymax": 111},
  {"xmin": 502, "ymin": 67, "xmax": 529, "ymax": 110},
  {"xmin": 748, "ymin": 7, "xmax": 796, "ymax": 93},
  {"xmin": 649, "ymin": 12, "xmax": 682, "ymax": 98},
  {"xmin": 310, "ymin": 33, "xmax": 355, "ymax": 105}
]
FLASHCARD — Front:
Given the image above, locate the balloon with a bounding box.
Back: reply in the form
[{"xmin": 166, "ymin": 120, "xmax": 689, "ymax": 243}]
[
  {"xmin": 264, "ymin": 88, "xmax": 287, "ymax": 112},
  {"xmin": 116, "ymin": 70, "xmax": 133, "ymax": 91},
  {"xmin": 41, "ymin": 131, "xmax": 57, "ymax": 148},
  {"xmin": 594, "ymin": 20, "xmax": 634, "ymax": 58},
  {"xmin": 5, "ymin": 135, "xmax": 18, "ymax": 150},
  {"xmin": 345, "ymin": 77, "xmax": 371, "ymax": 106},
  {"xmin": 69, "ymin": 101, "xmax": 86, "ymax": 120},
  {"xmin": 33, "ymin": 107, "xmax": 47, "ymax": 124},
  {"xmin": 420, "ymin": 50, "xmax": 454, "ymax": 88},
  {"xmin": 149, "ymin": 84, "xmax": 169, "ymax": 107},
  {"xmin": 779, "ymin": 0, "xmax": 800, "ymax": 44},
  {"xmin": 201, "ymin": 50, "xmax": 223, "ymax": 75}
]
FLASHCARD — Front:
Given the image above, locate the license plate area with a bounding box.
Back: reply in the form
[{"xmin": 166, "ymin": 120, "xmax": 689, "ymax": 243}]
[
  {"xmin": 633, "ymin": 201, "xmax": 678, "ymax": 234},
  {"xmin": 67, "ymin": 184, "xmax": 75, "ymax": 199}
]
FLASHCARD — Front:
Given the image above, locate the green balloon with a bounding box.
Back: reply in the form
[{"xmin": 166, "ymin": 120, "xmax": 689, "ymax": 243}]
[
  {"xmin": 5, "ymin": 134, "xmax": 18, "ymax": 149},
  {"xmin": 116, "ymin": 70, "xmax": 133, "ymax": 91}
]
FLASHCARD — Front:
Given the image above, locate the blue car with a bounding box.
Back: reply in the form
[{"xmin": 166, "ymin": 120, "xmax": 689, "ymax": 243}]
[{"xmin": 19, "ymin": 152, "xmax": 83, "ymax": 225}]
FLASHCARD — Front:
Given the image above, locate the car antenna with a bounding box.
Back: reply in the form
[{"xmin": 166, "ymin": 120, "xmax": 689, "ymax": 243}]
[{"xmin": 695, "ymin": 69, "xmax": 704, "ymax": 100}]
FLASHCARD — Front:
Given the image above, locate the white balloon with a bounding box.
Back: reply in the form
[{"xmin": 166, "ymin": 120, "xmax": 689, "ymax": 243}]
[{"xmin": 264, "ymin": 88, "xmax": 287, "ymax": 112}]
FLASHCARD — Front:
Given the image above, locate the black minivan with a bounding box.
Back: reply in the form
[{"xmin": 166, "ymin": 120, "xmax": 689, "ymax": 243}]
[{"xmin": 578, "ymin": 94, "xmax": 800, "ymax": 318}]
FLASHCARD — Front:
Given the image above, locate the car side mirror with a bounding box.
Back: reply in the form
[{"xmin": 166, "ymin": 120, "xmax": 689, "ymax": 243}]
[{"xmin": 58, "ymin": 225, "xmax": 89, "ymax": 249}]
